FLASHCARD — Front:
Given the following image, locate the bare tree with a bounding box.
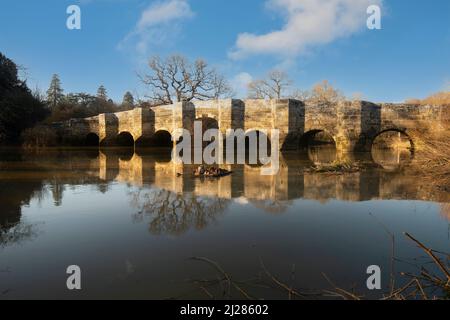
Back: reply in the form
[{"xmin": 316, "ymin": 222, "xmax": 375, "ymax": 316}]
[
  {"xmin": 248, "ymin": 70, "xmax": 292, "ymax": 99},
  {"xmin": 309, "ymin": 80, "xmax": 344, "ymax": 104},
  {"xmin": 292, "ymin": 80, "xmax": 344, "ymax": 104},
  {"xmin": 139, "ymin": 55, "xmax": 232, "ymax": 105},
  {"xmin": 291, "ymin": 88, "xmax": 311, "ymax": 101},
  {"xmin": 211, "ymin": 72, "xmax": 234, "ymax": 99}
]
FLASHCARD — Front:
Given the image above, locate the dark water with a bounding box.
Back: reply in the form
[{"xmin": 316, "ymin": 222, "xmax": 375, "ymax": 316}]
[{"xmin": 0, "ymin": 147, "xmax": 448, "ymax": 299}]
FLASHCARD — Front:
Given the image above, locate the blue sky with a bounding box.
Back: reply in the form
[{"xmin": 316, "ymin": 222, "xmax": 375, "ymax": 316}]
[{"xmin": 0, "ymin": 0, "xmax": 449, "ymax": 103}]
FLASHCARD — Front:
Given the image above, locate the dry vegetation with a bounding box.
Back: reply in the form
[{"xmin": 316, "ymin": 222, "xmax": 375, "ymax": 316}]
[
  {"xmin": 403, "ymin": 91, "xmax": 450, "ymax": 191},
  {"xmin": 406, "ymin": 91, "xmax": 450, "ymax": 106},
  {"xmin": 409, "ymin": 112, "xmax": 450, "ymax": 192}
]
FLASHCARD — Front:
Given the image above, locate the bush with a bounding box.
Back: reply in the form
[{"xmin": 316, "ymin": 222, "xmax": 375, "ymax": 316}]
[{"xmin": 21, "ymin": 125, "xmax": 58, "ymax": 148}]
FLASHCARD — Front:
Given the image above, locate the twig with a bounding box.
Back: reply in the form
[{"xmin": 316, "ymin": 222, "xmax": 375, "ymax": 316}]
[
  {"xmin": 198, "ymin": 285, "xmax": 214, "ymax": 299},
  {"xmin": 189, "ymin": 256, "xmax": 254, "ymax": 300},
  {"xmin": 381, "ymin": 279, "xmax": 416, "ymax": 300},
  {"xmin": 404, "ymin": 233, "xmax": 450, "ymax": 282},
  {"xmin": 190, "ymin": 257, "xmax": 232, "ymax": 298},
  {"xmin": 321, "ymin": 273, "xmax": 362, "ymax": 300},
  {"xmin": 414, "ymin": 278, "xmax": 428, "ymax": 300},
  {"xmin": 259, "ymin": 258, "xmax": 312, "ymax": 299}
]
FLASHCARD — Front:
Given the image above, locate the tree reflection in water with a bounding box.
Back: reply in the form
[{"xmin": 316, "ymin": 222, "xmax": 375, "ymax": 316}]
[
  {"xmin": 0, "ymin": 222, "xmax": 40, "ymax": 248},
  {"xmin": 130, "ymin": 188, "xmax": 230, "ymax": 235},
  {"xmin": 0, "ymin": 180, "xmax": 44, "ymax": 248}
]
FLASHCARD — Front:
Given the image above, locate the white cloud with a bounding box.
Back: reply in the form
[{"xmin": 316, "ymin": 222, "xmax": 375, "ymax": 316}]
[
  {"xmin": 137, "ymin": 0, "xmax": 194, "ymax": 31},
  {"xmin": 233, "ymin": 72, "xmax": 253, "ymax": 96},
  {"xmin": 229, "ymin": 0, "xmax": 382, "ymax": 59},
  {"xmin": 119, "ymin": 0, "xmax": 194, "ymax": 57}
]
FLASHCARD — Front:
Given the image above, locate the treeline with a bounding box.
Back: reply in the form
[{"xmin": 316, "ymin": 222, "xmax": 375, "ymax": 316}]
[
  {"xmin": 43, "ymin": 75, "xmax": 138, "ymax": 124},
  {"xmin": 0, "ymin": 52, "xmax": 141, "ymax": 146},
  {"xmin": 0, "ymin": 53, "xmax": 48, "ymax": 144},
  {"xmin": 23, "ymin": 76, "xmax": 140, "ymax": 147}
]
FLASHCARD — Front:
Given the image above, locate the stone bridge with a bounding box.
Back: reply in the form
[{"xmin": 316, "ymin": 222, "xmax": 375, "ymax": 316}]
[{"xmin": 60, "ymin": 99, "xmax": 446, "ymax": 158}]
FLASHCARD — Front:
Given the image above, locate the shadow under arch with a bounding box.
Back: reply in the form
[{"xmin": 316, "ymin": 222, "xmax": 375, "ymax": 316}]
[
  {"xmin": 141, "ymin": 129, "xmax": 175, "ymax": 159},
  {"xmin": 299, "ymin": 129, "xmax": 337, "ymax": 164},
  {"xmin": 85, "ymin": 132, "xmax": 100, "ymax": 147},
  {"xmin": 116, "ymin": 131, "xmax": 135, "ymax": 148},
  {"xmin": 152, "ymin": 130, "xmax": 173, "ymax": 148}
]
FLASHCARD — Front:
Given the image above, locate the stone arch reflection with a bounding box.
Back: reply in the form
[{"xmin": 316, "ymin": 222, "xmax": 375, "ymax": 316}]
[
  {"xmin": 371, "ymin": 129, "xmax": 414, "ymax": 170},
  {"xmin": 299, "ymin": 130, "xmax": 337, "ymax": 164}
]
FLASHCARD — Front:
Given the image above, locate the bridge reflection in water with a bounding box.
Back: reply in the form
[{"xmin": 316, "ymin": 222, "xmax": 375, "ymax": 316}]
[{"xmin": 89, "ymin": 148, "xmax": 448, "ymax": 206}]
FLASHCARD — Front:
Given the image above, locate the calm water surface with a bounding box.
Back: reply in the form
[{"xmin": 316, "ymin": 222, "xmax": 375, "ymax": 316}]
[{"xmin": 0, "ymin": 147, "xmax": 448, "ymax": 299}]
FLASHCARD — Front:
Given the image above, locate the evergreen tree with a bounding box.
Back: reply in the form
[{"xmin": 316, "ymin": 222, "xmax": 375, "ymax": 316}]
[
  {"xmin": 0, "ymin": 52, "xmax": 48, "ymax": 143},
  {"xmin": 97, "ymin": 85, "xmax": 107, "ymax": 100},
  {"xmin": 122, "ymin": 91, "xmax": 134, "ymax": 108},
  {"xmin": 46, "ymin": 74, "xmax": 64, "ymax": 109}
]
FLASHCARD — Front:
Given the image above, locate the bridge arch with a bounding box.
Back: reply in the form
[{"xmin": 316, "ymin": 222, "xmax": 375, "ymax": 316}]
[
  {"xmin": 299, "ymin": 129, "xmax": 336, "ymax": 148},
  {"xmin": 151, "ymin": 130, "xmax": 173, "ymax": 148},
  {"xmin": 299, "ymin": 129, "xmax": 337, "ymax": 164},
  {"xmin": 116, "ymin": 131, "xmax": 135, "ymax": 147},
  {"xmin": 85, "ymin": 133, "xmax": 100, "ymax": 147},
  {"xmin": 371, "ymin": 128, "xmax": 415, "ymax": 169},
  {"xmin": 371, "ymin": 128, "xmax": 415, "ymax": 153}
]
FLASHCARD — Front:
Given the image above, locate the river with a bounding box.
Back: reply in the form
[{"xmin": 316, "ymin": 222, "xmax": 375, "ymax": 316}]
[{"xmin": 0, "ymin": 146, "xmax": 448, "ymax": 299}]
